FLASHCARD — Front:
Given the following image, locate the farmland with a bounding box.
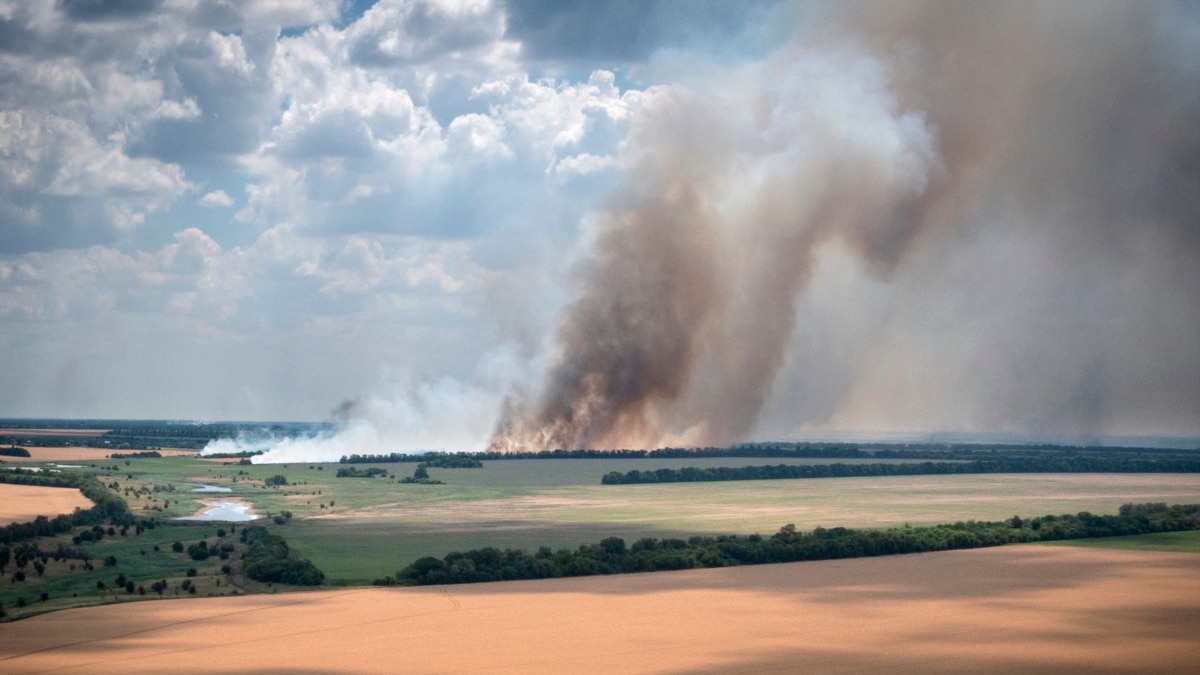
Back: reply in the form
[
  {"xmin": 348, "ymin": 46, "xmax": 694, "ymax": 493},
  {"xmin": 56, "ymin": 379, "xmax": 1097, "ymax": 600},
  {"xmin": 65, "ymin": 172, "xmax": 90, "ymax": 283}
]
[
  {"xmin": 1, "ymin": 545, "xmax": 1197, "ymax": 673},
  {"xmin": 0, "ymin": 485, "xmax": 93, "ymax": 526},
  {"xmin": 2, "ymin": 433, "xmax": 1200, "ymax": 672},
  {"xmin": 2, "ymin": 444, "xmax": 1200, "ymax": 592}
]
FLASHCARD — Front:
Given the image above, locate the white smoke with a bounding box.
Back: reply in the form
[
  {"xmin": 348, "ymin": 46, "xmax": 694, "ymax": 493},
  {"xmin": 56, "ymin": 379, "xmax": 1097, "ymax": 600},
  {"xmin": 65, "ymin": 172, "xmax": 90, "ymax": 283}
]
[{"xmin": 201, "ymin": 347, "xmax": 536, "ymax": 463}]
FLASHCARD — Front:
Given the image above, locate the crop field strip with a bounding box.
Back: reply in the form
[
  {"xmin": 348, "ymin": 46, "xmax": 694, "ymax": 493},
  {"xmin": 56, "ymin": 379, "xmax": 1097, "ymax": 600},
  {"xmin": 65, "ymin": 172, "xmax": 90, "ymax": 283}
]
[{"xmin": 1, "ymin": 545, "xmax": 1198, "ymax": 673}]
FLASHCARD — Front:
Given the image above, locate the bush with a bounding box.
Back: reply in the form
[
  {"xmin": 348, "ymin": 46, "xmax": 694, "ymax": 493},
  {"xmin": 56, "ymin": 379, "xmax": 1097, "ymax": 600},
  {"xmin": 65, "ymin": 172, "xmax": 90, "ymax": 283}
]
[
  {"xmin": 187, "ymin": 541, "xmax": 211, "ymax": 561},
  {"xmin": 239, "ymin": 526, "xmax": 324, "ymax": 585}
]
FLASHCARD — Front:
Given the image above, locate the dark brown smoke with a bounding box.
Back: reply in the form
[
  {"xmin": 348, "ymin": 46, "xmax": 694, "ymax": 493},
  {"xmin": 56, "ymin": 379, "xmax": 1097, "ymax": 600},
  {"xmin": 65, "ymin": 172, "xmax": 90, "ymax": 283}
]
[
  {"xmin": 490, "ymin": 1, "xmax": 1200, "ymax": 451},
  {"xmin": 489, "ymin": 90, "xmax": 734, "ymax": 451}
]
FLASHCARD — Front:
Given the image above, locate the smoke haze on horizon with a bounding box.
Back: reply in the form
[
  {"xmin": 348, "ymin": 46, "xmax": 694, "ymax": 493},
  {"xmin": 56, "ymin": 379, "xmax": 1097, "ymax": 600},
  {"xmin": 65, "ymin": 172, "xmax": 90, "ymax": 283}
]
[{"xmin": 0, "ymin": 2, "xmax": 1197, "ymax": 460}]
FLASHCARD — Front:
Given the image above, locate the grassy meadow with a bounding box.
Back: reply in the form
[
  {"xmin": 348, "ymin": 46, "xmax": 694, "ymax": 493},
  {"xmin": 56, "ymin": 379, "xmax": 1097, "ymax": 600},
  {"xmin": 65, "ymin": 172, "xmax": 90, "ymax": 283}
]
[{"xmin": 1043, "ymin": 529, "xmax": 1200, "ymax": 553}]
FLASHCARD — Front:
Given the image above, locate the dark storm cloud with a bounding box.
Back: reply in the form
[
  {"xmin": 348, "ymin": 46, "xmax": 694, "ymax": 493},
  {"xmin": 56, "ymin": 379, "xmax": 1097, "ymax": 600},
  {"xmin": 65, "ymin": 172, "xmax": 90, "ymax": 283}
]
[
  {"xmin": 128, "ymin": 24, "xmax": 285, "ymax": 164},
  {"xmin": 59, "ymin": 0, "xmax": 163, "ymax": 22},
  {"xmin": 504, "ymin": 0, "xmax": 778, "ymax": 64}
]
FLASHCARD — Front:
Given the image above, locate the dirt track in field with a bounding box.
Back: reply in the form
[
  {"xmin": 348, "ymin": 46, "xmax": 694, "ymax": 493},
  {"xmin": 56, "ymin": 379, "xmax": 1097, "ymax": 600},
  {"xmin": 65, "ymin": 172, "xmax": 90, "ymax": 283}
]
[
  {"xmin": 0, "ymin": 485, "xmax": 93, "ymax": 525},
  {"xmin": 1, "ymin": 545, "xmax": 1197, "ymax": 674}
]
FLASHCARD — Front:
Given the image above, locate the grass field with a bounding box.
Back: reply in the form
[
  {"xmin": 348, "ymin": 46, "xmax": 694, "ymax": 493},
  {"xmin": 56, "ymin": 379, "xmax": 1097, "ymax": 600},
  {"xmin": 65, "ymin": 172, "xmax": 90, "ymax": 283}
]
[
  {"xmin": 1042, "ymin": 529, "xmax": 1200, "ymax": 553},
  {"xmin": 283, "ymin": 468, "xmax": 1200, "ymax": 582}
]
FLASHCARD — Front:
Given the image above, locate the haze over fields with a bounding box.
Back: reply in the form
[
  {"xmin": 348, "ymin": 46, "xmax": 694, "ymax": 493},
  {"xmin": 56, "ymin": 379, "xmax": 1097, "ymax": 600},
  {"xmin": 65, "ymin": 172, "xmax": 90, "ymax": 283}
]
[{"xmin": 2, "ymin": 2, "xmax": 1198, "ymax": 458}]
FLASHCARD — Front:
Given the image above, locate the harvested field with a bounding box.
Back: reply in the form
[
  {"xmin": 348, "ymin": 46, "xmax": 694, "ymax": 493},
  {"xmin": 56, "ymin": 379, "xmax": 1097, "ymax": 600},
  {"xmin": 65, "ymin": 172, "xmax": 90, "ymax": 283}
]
[
  {"xmin": 314, "ymin": 473, "xmax": 1200, "ymax": 531},
  {"xmin": 0, "ymin": 485, "xmax": 93, "ymax": 525},
  {"xmin": 1, "ymin": 546, "xmax": 1197, "ymax": 674},
  {"xmin": 0, "ymin": 447, "xmax": 197, "ymax": 462}
]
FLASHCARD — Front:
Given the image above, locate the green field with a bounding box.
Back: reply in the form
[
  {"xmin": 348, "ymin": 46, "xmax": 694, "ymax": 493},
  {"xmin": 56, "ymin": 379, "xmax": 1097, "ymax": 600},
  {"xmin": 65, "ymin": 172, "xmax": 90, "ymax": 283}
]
[
  {"xmin": 1040, "ymin": 529, "xmax": 1200, "ymax": 553},
  {"xmin": 4, "ymin": 453, "xmax": 1200, "ymax": 612},
  {"xmin": 282, "ymin": 467, "xmax": 1200, "ymax": 582}
]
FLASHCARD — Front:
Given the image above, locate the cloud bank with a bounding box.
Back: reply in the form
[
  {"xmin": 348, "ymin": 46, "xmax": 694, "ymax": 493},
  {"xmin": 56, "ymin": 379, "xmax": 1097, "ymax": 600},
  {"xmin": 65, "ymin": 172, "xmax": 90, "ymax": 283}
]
[{"xmin": 0, "ymin": 1, "xmax": 1196, "ymax": 461}]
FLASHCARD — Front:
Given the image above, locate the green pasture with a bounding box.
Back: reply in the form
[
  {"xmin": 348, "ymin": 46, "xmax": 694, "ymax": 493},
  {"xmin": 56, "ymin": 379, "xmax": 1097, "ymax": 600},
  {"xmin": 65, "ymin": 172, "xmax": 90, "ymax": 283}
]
[
  {"xmin": 277, "ymin": 464, "xmax": 1200, "ymax": 583},
  {"xmin": 1039, "ymin": 529, "xmax": 1200, "ymax": 553},
  {"xmin": 0, "ymin": 521, "xmax": 235, "ymax": 620}
]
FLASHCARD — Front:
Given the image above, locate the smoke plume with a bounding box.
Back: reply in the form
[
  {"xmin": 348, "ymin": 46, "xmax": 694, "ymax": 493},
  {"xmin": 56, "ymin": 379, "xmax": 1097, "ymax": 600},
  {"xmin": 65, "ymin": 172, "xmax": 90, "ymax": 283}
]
[{"xmin": 490, "ymin": 1, "xmax": 1200, "ymax": 451}]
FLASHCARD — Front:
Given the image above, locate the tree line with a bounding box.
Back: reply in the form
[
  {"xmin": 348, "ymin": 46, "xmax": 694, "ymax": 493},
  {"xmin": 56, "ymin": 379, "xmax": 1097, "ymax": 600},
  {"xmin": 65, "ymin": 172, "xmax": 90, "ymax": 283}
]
[
  {"xmin": 339, "ymin": 452, "xmax": 483, "ymax": 467},
  {"xmin": 335, "ymin": 466, "xmax": 388, "ymax": 478},
  {"xmin": 342, "ymin": 443, "xmax": 1199, "ymax": 466},
  {"xmin": 600, "ymin": 456, "xmax": 1200, "ymax": 484},
  {"xmin": 109, "ymin": 451, "xmax": 162, "ymax": 459},
  {"xmin": 386, "ymin": 502, "xmax": 1200, "ymax": 586},
  {"xmin": 341, "ymin": 447, "xmax": 864, "ymax": 463}
]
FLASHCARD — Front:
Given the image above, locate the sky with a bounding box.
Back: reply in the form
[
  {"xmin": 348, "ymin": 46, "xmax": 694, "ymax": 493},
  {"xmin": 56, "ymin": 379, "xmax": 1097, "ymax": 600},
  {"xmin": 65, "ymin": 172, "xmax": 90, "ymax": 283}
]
[{"xmin": 1, "ymin": 1, "xmax": 1198, "ymax": 456}]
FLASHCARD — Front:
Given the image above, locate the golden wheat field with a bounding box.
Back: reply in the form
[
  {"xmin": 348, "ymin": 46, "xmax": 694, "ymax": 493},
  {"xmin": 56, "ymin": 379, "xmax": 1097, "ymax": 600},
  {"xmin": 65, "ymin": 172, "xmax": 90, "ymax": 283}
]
[
  {"xmin": 0, "ymin": 485, "xmax": 93, "ymax": 526},
  {"xmin": 1, "ymin": 545, "xmax": 1197, "ymax": 674}
]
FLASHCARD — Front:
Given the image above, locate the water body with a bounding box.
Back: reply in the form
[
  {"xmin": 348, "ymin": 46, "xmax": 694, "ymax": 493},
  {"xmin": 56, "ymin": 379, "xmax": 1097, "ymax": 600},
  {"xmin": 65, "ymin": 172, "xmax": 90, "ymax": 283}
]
[
  {"xmin": 191, "ymin": 484, "xmax": 232, "ymax": 493},
  {"xmin": 176, "ymin": 500, "xmax": 259, "ymax": 522}
]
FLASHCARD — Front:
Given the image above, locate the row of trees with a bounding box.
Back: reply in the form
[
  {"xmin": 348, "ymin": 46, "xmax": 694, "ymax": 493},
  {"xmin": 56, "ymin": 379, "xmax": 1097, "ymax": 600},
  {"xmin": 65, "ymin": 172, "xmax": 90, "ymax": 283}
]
[
  {"xmin": 390, "ymin": 503, "xmax": 1200, "ymax": 586},
  {"xmin": 109, "ymin": 451, "xmax": 161, "ymax": 459},
  {"xmin": 335, "ymin": 467, "xmax": 388, "ymax": 478},
  {"xmin": 600, "ymin": 456, "xmax": 1200, "ymax": 484},
  {"xmin": 339, "ymin": 452, "xmax": 483, "ymax": 467},
  {"xmin": 346, "ymin": 448, "xmax": 824, "ymax": 463},
  {"xmin": 347, "ymin": 443, "xmax": 1200, "ymax": 464}
]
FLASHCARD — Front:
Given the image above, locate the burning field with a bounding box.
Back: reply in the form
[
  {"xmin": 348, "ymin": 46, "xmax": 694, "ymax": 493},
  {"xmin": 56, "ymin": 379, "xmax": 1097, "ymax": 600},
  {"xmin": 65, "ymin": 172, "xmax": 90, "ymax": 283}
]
[{"xmin": 1, "ymin": 545, "xmax": 1197, "ymax": 673}]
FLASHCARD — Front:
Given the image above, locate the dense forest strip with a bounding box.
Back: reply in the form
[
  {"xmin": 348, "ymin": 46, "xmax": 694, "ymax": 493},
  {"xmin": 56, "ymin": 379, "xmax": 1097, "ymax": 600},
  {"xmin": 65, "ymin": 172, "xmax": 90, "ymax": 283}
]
[
  {"xmin": 0, "ymin": 470, "xmax": 133, "ymax": 545},
  {"xmin": 386, "ymin": 503, "xmax": 1200, "ymax": 586},
  {"xmin": 343, "ymin": 443, "xmax": 1200, "ymax": 465},
  {"xmin": 600, "ymin": 457, "xmax": 1200, "ymax": 484},
  {"xmin": 239, "ymin": 526, "xmax": 325, "ymax": 585}
]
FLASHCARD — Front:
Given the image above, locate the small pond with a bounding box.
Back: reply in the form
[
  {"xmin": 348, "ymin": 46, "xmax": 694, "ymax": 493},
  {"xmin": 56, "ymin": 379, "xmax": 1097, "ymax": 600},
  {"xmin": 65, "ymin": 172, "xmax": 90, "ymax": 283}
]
[{"xmin": 175, "ymin": 500, "xmax": 259, "ymax": 522}]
